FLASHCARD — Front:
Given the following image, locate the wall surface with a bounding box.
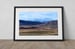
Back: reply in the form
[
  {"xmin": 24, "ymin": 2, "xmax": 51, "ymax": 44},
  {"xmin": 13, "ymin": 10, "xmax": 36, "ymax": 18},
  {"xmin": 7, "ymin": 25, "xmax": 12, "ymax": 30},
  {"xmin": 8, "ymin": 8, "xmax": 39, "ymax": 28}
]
[{"xmin": 0, "ymin": 0, "xmax": 75, "ymax": 39}]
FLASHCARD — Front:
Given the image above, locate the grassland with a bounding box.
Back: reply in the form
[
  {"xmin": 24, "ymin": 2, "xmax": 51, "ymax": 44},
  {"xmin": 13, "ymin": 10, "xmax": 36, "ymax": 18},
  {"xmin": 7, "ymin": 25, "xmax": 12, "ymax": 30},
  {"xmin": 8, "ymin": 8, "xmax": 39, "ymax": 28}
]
[{"xmin": 19, "ymin": 29, "xmax": 58, "ymax": 35}]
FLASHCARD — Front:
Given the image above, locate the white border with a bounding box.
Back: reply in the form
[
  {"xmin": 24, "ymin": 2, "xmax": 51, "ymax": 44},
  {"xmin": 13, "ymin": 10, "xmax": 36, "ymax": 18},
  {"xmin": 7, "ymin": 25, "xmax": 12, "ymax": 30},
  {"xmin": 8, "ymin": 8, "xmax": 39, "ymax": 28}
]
[{"xmin": 15, "ymin": 8, "xmax": 63, "ymax": 40}]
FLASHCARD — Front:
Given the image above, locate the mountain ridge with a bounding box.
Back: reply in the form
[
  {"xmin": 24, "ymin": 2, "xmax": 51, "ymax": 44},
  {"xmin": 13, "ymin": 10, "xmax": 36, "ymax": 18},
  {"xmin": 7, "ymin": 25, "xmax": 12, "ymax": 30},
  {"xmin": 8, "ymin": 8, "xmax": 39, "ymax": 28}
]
[{"xmin": 20, "ymin": 20, "xmax": 44, "ymax": 25}]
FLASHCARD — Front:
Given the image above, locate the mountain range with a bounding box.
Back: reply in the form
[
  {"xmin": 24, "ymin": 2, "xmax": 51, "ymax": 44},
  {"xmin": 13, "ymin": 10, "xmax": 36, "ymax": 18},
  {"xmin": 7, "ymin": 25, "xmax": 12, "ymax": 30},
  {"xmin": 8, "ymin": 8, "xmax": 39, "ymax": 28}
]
[
  {"xmin": 20, "ymin": 20, "xmax": 44, "ymax": 25},
  {"xmin": 19, "ymin": 20, "xmax": 58, "ymax": 29}
]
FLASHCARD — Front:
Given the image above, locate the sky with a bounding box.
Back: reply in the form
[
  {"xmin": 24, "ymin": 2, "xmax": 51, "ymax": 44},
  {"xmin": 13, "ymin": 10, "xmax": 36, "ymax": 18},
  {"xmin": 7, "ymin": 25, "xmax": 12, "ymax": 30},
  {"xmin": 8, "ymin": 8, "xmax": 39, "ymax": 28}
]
[{"xmin": 19, "ymin": 11, "xmax": 58, "ymax": 22}]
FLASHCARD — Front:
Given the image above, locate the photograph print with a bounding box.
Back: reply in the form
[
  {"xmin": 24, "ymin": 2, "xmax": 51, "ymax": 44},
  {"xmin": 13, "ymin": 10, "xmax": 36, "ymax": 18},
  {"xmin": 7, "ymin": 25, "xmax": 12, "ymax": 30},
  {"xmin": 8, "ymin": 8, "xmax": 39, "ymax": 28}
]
[{"xmin": 14, "ymin": 6, "xmax": 64, "ymax": 41}]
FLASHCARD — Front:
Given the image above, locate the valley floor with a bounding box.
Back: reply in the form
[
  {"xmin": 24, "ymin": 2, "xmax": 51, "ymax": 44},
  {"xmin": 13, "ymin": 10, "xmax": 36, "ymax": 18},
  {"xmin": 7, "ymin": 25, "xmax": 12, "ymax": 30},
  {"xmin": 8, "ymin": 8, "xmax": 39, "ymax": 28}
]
[{"xmin": 19, "ymin": 28, "xmax": 58, "ymax": 35}]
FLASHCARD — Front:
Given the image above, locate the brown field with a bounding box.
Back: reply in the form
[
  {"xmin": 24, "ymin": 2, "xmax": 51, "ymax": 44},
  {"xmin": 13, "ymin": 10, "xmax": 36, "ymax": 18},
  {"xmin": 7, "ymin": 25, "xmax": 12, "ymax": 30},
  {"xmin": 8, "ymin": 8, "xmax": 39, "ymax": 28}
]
[{"xmin": 19, "ymin": 28, "xmax": 58, "ymax": 36}]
